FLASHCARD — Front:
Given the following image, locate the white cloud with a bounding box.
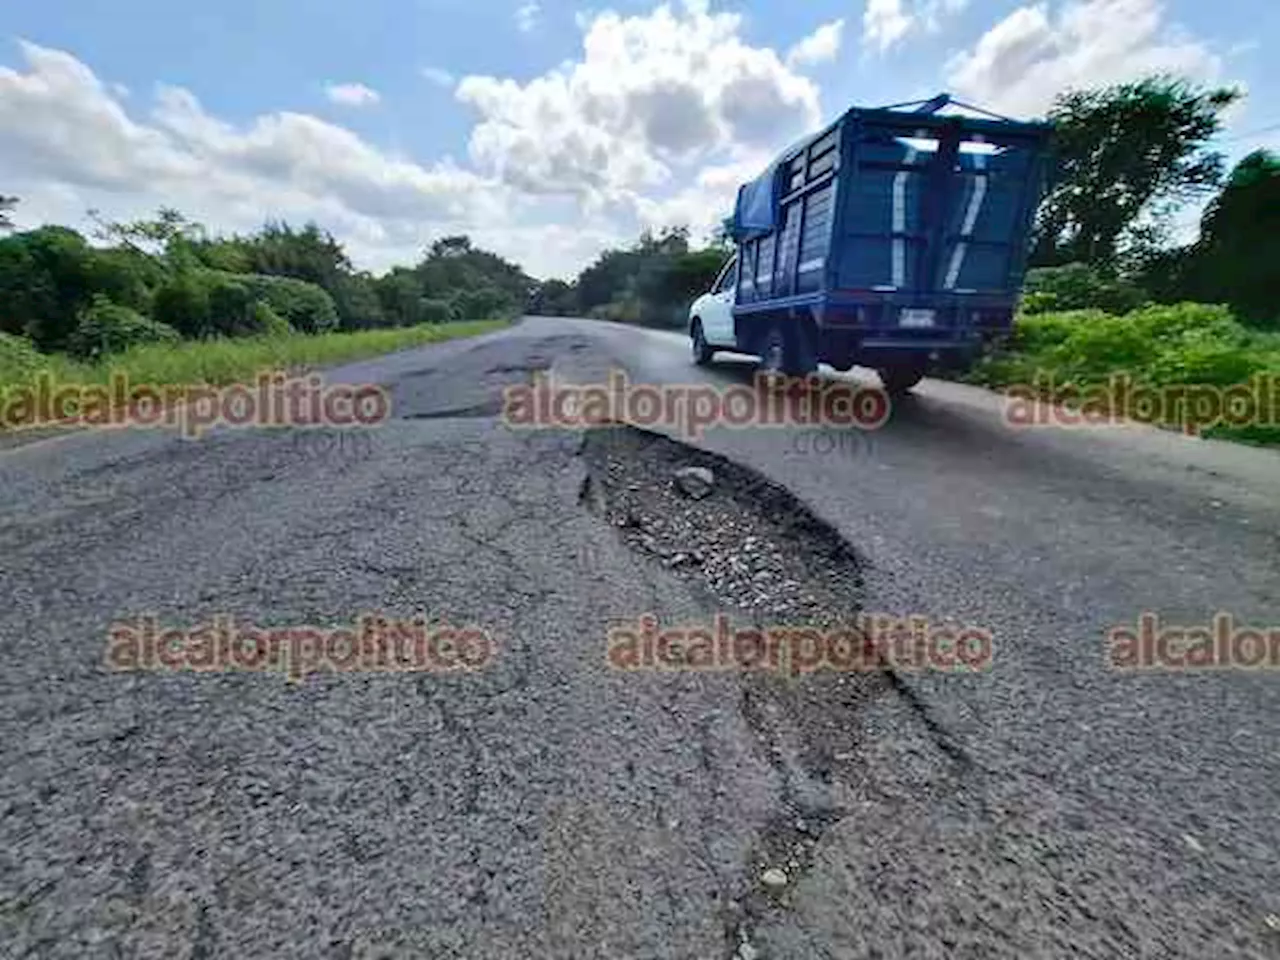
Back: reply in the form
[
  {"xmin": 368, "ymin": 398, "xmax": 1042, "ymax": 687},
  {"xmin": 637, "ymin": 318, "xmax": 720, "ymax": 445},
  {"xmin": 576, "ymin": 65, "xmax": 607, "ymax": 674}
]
[
  {"xmin": 456, "ymin": 2, "xmax": 822, "ymax": 201},
  {"xmin": 946, "ymin": 0, "xmax": 1221, "ymax": 117},
  {"xmin": 421, "ymin": 67, "xmax": 457, "ymax": 89},
  {"xmin": 0, "ymin": 4, "xmax": 841, "ymax": 279},
  {"xmin": 630, "ymin": 153, "xmax": 772, "ymax": 239},
  {"xmin": 0, "ymin": 42, "xmax": 518, "ymax": 268},
  {"xmin": 923, "ymin": 0, "xmax": 969, "ymax": 29},
  {"xmin": 515, "ymin": 2, "xmax": 541, "ymax": 33},
  {"xmin": 863, "ymin": 0, "xmax": 915, "ymax": 52},
  {"xmin": 863, "ymin": 0, "xmax": 968, "ymax": 53},
  {"xmin": 324, "ymin": 82, "xmax": 381, "ymax": 107},
  {"xmin": 787, "ymin": 19, "xmax": 845, "ymax": 67}
]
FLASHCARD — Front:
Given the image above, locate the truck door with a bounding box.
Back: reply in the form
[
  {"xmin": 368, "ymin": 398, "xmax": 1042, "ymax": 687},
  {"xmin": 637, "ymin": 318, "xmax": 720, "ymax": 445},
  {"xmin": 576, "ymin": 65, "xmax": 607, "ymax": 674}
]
[{"xmin": 703, "ymin": 256, "xmax": 737, "ymax": 346}]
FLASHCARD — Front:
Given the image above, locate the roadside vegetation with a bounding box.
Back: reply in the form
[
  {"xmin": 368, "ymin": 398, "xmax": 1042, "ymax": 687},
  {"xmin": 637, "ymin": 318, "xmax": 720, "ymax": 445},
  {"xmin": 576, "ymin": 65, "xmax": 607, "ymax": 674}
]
[
  {"xmin": 967, "ymin": 301, "xmax": 1280, "ymax": 444},
  {"xmin": 0, "ymin": 205, "xmax": 527, "ymax": 426},
  {"xmin": 0, "ymin": 323, "xmax": 504, "ymax": 418},
  {"xmin": 530, "ymin": 225, "xmax": 730, "ymax": 329}
]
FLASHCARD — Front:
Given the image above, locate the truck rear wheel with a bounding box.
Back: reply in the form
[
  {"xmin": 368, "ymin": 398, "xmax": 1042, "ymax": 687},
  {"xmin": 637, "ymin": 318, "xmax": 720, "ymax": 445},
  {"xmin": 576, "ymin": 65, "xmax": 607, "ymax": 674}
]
[
  {"xmin": 877, "ymin": 363, "xmax": 926, "ymax": 397},
  {"xmin": 758, "ymin": 324, "xmax": 804, "ymax": 384},
  {"xmin": 759, "ymin": 321, "xmax": 816, "ymax": 382},
  {"xmin": 759, "ymin": 325, "xmax": 788, "ymax": 382}
]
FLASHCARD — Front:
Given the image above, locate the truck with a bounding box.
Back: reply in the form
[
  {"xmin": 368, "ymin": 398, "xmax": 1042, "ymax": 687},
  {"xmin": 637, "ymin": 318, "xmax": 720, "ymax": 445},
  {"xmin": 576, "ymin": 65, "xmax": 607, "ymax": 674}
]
[{"xmin": 688, "ymin": 94, "xmax": 1054, "ymax": 394}]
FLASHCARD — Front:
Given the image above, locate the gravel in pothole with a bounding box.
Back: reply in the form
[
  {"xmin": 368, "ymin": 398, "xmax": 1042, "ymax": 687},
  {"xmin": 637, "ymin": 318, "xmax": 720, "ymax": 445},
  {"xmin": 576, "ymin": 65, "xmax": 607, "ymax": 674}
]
[{"xmin": 579, "ymin": 426, "xmax": 864, "ymax": 626}]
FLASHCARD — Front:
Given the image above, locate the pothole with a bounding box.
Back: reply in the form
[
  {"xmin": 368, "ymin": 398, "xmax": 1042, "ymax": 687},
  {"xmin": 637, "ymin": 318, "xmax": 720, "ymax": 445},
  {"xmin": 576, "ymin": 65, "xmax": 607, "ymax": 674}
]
[
  {"xmin": 578, "ymin": 425, "xmax": 864, "ymax": 624},
  {"xmin": 578, "ymin": 425, "xmax": 915, "ymax": 956},
  {"xmin": 391, "ymin": 338, "xmax": 563, "ymax": 421}
]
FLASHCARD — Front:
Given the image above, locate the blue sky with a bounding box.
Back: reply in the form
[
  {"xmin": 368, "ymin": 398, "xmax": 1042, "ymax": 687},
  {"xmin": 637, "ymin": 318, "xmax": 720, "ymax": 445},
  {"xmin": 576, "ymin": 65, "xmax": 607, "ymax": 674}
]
[{"xmin": 1, "ymin": 0, "xmax": 1276, "ymax": 277}]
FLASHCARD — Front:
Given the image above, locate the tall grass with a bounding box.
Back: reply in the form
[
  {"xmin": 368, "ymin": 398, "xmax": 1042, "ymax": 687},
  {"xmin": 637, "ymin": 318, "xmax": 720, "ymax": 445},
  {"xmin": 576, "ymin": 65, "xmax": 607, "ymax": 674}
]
[{"xmin": 0, "ymin": 321, "xmax": 506, "ymax": 429}]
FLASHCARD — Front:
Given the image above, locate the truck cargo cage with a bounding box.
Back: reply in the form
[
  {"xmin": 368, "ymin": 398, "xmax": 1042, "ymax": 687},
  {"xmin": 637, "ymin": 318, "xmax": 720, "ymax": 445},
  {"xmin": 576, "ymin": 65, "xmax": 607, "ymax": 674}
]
[{"xmin": 729, "ymin": 94, "xmax": 1054, "ymax": 330}]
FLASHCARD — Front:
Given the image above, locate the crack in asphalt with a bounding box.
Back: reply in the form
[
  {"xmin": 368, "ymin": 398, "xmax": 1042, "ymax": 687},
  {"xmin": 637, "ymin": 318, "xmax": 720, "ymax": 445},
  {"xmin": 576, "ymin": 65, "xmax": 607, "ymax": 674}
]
[{"xmin": 573, "ymin": 424, "xmax": 980, "ymax": 959}]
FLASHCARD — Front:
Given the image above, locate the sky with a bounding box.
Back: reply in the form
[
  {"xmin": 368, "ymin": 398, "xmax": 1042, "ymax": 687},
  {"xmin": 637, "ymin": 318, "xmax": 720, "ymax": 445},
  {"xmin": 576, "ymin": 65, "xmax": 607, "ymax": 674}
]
[{"xmin": 1, "ymin": 0, "xmax": 1276, "ymax": 279}]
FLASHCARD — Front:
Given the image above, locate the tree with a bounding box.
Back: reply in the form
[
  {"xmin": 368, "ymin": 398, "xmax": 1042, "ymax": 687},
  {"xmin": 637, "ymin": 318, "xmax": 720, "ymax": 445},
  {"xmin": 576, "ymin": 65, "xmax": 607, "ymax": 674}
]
[
  {"xmin": 0, "ymin": 226, "xmax": 98, "ymax": 350},
  {"xmin": 90, "ymin": 207, "xmax": 204, "ymax": 260},
  {"xmin": 152, "ymin": 272, "xmax": 213, "ymax": 338},
  {"xmin": 531, "ymin": 278, "xmax": 578, "ymax": 316},
  {"xmin": 376, "ymin": 268, "xmax": 428, "ymax": 327},
  {"xmin": 1032, "ymin": 77, "xmax": 1241, "ymax": 268},
  {"xmin": 429, "ymin": 236, "xmax": 474, "ymax": 259},
  {"xmin": 238, "ymin": 222, "xmax": 352, "ymax": 292},
  {"xmin": 190, "ymin": 221, "xmax": 387, "ymax": 330},
  {"xmin": 576, "ymin": 247, "xmax": 640, "ymax": 313},
  {"xmin": 569, "ymin": 225, "xmax": 727, "ymax": 327},
  {"xmin": 331, "ymin": 272, "xmax": 386, "ymax": 329},
  {"xmin": 711, "ymin": 217, "xmax": 735, "ymax": 251},
  {"xmin": 450, "ymin": 285, "xmax": 509, "ymax": 321},
  {"xmin": 417, "ymin": 235, "xmax": 531, "ymax": 307},
  {"xmin": 0, "ymin": 195, "xmax": 17, "ymax": 232},
  {"xmin": 1187, "ymin": 150, "xmax": 1280, "ymax": 325}
]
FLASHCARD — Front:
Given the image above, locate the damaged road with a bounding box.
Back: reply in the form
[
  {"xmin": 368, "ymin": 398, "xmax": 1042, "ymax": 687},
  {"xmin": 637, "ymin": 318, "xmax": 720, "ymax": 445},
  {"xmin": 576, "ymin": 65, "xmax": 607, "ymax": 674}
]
[{"xmin": 2, "ymin": 317, "xmax": 1278, "ymax": 959}]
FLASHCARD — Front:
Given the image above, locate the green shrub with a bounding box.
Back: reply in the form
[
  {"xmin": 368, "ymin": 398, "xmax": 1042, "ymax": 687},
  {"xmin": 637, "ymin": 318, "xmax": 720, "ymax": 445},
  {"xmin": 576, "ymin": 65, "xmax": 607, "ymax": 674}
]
[
  {"xmin": 154, "ymin": 270, "xmax": 337, "ymax": 338},
  {"xmin": 1019, "ymin": 291, "xmax": 1062, "ymax": 314},
  {"xmin": 1041, "ymin": 313, "xmax": 1160, "ymax": 380},
  {"xmin": 1022, "ymin": 263, "xmax": 1149, "ymax": 316},
  {"xmin": 253, "ymin": 301, "xmax": 293, "ymax": 337},
  {"xmin": 67, "ymin": 296, "xmax": 180, "ymax": 359},
  {"xmin": 0, "ymin": 332, "xmax": 49, "ymax": 383},
  {"xmin": 240, "ymin": 274, "xmax": 339, "ymax": 334},
  {"xmin": 332, "ymin": 274, "xmax": 386, "ymax": 330},
  {"xmin": 1125, "ymin": 302, "xmax": 1244, "ymax": 346},
  {"xmin": 418, "ymin": 298, "xmax": 455, "ymax": 325},
  {"xmin": 0, "ymin": 226, "xmax": 98, "ymax": 351},
  {"xmin": 88, "ymin": 247, "xmax": 160, "ymax": 315},
  {"xmin": 1011, "ymin": 310, "xmax": 1106, "ymax": 352},
  {"xmin": 450, "ymin": 286, "xmax": 511, "ymax": 321},
  {"xmin": 1147, "ymin": 341, "xmax": 1264, "ymax": 387},
  {"xmin": 153, "ymin": 272, "xmax": 213, "ymax": 338},
  {"xmin": 966, "ymin": 300, "xmax": 1280, "ymax": 444},
  {"xmin": 205, "ymin": 276, "xmax": 259, "ymax": 337}
]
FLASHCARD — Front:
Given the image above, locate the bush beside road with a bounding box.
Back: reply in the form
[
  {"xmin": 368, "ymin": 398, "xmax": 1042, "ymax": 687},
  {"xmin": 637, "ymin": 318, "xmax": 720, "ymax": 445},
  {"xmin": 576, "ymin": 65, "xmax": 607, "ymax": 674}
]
[{"xmin": 964, "ymin": 302, "xmax": 1280, "ymax": 445}]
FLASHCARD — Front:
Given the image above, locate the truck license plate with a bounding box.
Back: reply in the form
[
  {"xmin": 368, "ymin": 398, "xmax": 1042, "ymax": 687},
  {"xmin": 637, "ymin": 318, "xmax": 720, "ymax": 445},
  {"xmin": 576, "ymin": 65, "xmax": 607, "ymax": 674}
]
[{"xmin": 900, "ymin": 309, "xmax": 936, "ymax": 329}]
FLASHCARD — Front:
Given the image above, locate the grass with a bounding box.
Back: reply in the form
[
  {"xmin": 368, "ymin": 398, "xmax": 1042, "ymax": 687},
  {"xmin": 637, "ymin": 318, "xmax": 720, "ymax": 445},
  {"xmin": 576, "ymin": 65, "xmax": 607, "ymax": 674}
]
[
  {"xmin": 963, "ymin": 302, "xmax": 1280, "ymax": 445},
  {"xmin": 0, "ymin": 320, "xmax": 507, "ymax": 429}
]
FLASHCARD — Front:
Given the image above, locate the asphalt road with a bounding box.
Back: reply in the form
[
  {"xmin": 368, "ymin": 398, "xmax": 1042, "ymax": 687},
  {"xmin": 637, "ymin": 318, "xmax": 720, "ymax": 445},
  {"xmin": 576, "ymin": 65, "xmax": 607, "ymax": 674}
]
[{"xmin": 2, "ymin": 316, "xmax": 1278, "ymax": 959}]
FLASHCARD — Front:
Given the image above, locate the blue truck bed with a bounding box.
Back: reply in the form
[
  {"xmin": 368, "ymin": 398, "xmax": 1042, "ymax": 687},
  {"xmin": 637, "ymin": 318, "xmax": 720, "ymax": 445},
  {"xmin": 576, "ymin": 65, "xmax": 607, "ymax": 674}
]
[{"xmin": 726, "ymin": 95, "xmax": 1053, "ymax": 383}]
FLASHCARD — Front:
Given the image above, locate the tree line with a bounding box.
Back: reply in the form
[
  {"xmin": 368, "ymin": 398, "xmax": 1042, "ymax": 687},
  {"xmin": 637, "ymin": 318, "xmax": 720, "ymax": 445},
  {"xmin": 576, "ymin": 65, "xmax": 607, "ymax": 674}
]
[{"xmin": 0, "ymin": 209, "xmax": 532, "ymax": 359}]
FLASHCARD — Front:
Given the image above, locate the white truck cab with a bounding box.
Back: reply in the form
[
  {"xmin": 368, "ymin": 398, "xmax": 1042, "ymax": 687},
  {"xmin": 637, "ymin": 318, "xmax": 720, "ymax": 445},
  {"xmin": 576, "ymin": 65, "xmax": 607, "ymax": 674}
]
[{"xmin": 688, "ymin": 256, "xmax": 737, "ymax": 365}]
